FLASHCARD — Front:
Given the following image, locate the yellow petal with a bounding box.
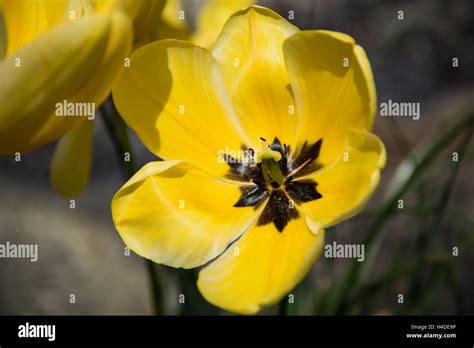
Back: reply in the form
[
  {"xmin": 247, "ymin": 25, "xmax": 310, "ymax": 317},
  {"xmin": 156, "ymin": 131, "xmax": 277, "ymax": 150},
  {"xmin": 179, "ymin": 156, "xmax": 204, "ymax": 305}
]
[
  {"xmin": 191, "ymin": 0, "xmax": 254, "ymax": 49},
  {"xmin": 50, "ymin": 120, "xmax": 94, "ymax": 198},
  {"xmin": 300, "ymin": 129, "xmax": 386, "ymax": 231},
  {"xmin": 283, "ymin": 30, "xmax": 377, "ymax": 166},
  {"xmin": 112, "ymin": 160, "xmax": 260, "ymax": 269},
  {"xmin": 211, "ymin": 6, "xmax": 299, "ymax": 149},
  {"xmin": 31, "ymin": 10, "xmax": 131, "ymax": 149},
  {"xmin": 0, "ymin": 12, "xmax": 131, "ymax": 155},
  {"xmin": 1, "ymin": 0, "xmax": 82, "ymax": 56},
  {"xmin": 67, "ymin": 11, "xmax": 131, "ymax": 104},
  {"xmin": 112, "ymin": 39, "xmax": 247, "ymax": 177},
  {"xmin": 197, "ymin": 218, "xmax": 325, "ymax": 314},
  {"xmin": 155, "ymin": 0, "xmax": 189, "ymax": 40},
  {"xmin": 86, "ymin": 0, "xmax": 166, "ymax": 45}
]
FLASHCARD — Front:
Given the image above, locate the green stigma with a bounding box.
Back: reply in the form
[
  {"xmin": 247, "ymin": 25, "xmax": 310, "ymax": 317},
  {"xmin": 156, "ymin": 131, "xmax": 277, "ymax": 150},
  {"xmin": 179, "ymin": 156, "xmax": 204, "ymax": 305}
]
[{"xmin": 255, "ymin": 138, "xmax": 284, "ymax": 187}]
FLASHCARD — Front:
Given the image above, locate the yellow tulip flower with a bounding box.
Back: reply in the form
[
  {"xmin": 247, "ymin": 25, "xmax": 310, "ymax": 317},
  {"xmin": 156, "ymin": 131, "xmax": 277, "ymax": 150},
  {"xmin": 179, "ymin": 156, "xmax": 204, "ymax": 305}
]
[
  {"xmin": 0, "ymin": 0, "xmax": 131, "ymax": 154},
  {"xmin": 111, "ymin": 6, "xmax": 386, "ymax": 314},
  {"xmin": 0, "ymin": 0, "xmax": 164, "ymax": 197}
]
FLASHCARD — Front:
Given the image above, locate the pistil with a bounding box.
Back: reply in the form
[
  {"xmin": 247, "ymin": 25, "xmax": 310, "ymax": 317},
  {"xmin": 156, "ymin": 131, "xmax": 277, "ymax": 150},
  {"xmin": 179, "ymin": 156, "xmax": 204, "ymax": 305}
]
[
  {"xmin": 261, "ymin": 157, "xmax": 284, "ymax": 187},
  {"xmin": 255, "ymin": 138, "xmax": 284, "ymax": 187}
]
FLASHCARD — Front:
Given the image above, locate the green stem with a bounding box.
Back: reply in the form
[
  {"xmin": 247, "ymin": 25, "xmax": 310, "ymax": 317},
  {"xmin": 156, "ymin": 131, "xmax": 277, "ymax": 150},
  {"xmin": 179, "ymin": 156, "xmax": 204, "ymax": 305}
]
[
  {"xmin": 352, "ymin": 225, "xmax": 474, "ymax": 314},
  {"xmin": 101, "ymin": 99, "xmax": 163, "ymax": 315},
  {"xmin": 351, "ymin": 255, "xmax": 451, "ymax": 307},
  {"xmin": 145, "ymin": 257, "xmax": 162, "ymax": 315},
  {"xmin": 404, "ymin": 130, "xmax": 472, "ymax": 313}
]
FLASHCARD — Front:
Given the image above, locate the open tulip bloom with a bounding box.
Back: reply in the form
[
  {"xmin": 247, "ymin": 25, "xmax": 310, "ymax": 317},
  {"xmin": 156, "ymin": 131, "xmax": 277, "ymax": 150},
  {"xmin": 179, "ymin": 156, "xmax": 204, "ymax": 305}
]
[{"xmin": 112, "ymin": 6, "xmax": 386, "ymax": 314}]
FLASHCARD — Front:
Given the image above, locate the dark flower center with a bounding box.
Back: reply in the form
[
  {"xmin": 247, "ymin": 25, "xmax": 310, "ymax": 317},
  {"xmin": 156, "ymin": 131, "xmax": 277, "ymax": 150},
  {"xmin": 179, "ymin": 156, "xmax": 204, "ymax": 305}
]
[{"xmin": 223, "ymin": 137, "xmax": 323, "ymax": 232}]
